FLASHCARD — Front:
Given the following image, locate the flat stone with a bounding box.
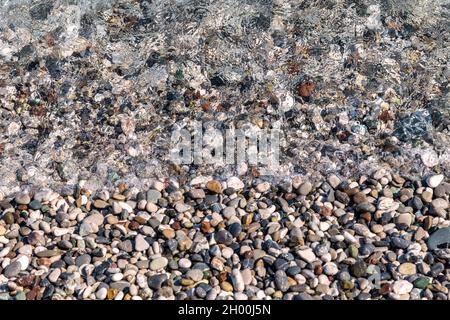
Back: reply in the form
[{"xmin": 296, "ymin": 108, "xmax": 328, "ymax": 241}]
[
  {"xmin": 353, "ymin": 192, "xmax": 367, "ymax": 204},
  {"xmin": 328, "ymin": 174, "xmax": 341, "ymax": 189},
  {"xmin": 421, "ymin": 150, "xmax": 439, "ymax": 167},
  {"xmin": 96, "ymin": 287, "xmax": 107, "ymax": 300},
  {"xmin": 413, "ymin": 277, "xmax": 430, "ymax": 289},
  {"xmin": 297, "ymin": 248, "xmax": 316, "ymax": 263},
  {"xmin": 146, "ymin": 189, "xmax": 162, "ymax": 203},
  {"xmin": 118, "ymin": 240, "xmax": 133, "ymax": 252},
  {"xmin": 93, "ymin": 199, "xmax": 109, "ymax": 209},
  {"xmin": 392, "ymin": 280, "xmax": 413, "ymax": 295},
  {"xmin": 377, "ymin": 197, "xmax": 399, "ymax": 211},
  {"xmin": 206, "ymin": 180, "xmax": 223, "ymax": 194},
  {"xmin": 16, "ymin": 255, "xmax": 30, "ymax": 270},
  {"xmin": 35, "ymin": 250, "xmax": 59, "ymax": 258},
  {"xmin": 28, "ymin": 200, "xmax": 42, "ymax": 210},
  {"xmin": 134, "ymin": 234, "xmax": 150, "ymax": 251},
  {"xmin": 274, "ymin": 270, "xmax": 289, "ymax": 292},
  {"xmin": 175, "ymin": 203, "xmax": 191, "ymax": 213},
  {"xmin": 178, "ymin": 237, "xmax": 193, "ymax": 251},
  {"xmin": 150, "ymin": 257, "xmax": 168, "ymax": 271},
  {"xmin": 298, "ymin": 182, "xmax": 312, "ymax": 195},
  {"xmin": 434, "ymin": 182, "xmax": 450, "ymax": 198},
  {"xmin": 323, "ymin": 262, "xmax": 339, "ymax": 276},
  {"xmin": 355, "ymin": 203, "xmax": 376, "ymax": 213},
  {"xmin": 145, "ymin": 202, "xmax": 158, "ymax": 213},
  {"xmin": 421, "ymin": 191, "xmax": 433, "ymax": 203},
  {"xmin": 187, "ymin": 269, "xmax": 204, "ymax": 282},
  {"xmin": 83, "ymin": 213, "xmax": 104, "ymax": 226},
  {"xmin": 241, "ymin": 269, "xmax": 253, "ymax": 285},
  {"xmin": 3, "ymin": 261, "xmax": 21, "ymax": 278},
  {"xmin": 398, "ymin": 263, "xmax": 416, "ymax": 275},
  {"xmin": 426, "ymin": 174, "xmax": 444, "ymax": 188},
  {"xmin": 414, "ymin": 227, "xmax": 427, "ymax": 241},
  {"xmin": 162, "ymin": 228, "xmax": 175, "ymax": 240},
  {"xmin": 431, "ymin": 198, "xmax": 448, "ymax": 216},
  {"xmin": 395, "ymin": 213, "xmax": 412, "ymax": 227},
  {"xmin": 227, "ymin": 177, "xmax": 244, "ymax": 190},
  {"xmin": 15, "ymin": 192, "xmax": 30, "ymax": 205},
  {"xmin": 188, "ymin": 189, "xmax": 205, "ymax": 199},
  {"xmin": 178, "ymin": 258, "xmax": 192, "ymax": 269}
]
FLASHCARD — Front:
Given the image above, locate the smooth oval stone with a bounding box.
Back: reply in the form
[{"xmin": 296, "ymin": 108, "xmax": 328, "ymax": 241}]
[
  {"xmin": 3, "ymin": 261, "xmax": 21, "ymax": 278},
  {"xmin": 228, "ymin": 223, "xmax": 242, "ymax": 237},
  {"xmin": 274, "ymin": 270, "xmax": 289, "ymax": 292}
]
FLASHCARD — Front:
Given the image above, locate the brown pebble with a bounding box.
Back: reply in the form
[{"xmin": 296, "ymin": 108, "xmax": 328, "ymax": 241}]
[
  {"xmin": 107, "ymin": 288, "xmax": 119, "ymax": 300},
  {"xmin": 297, "ymin": 82, "xmax": 315, "ymax": 97},
  {"xmin": 379, "ymin": 283, "xmax": 391, "ymax": 295},
  {"xmin": 360, "ymin": 212, "xmax": 372, "ymax": 222},
  {"xmin": 314, "ymin": 265, "xmax": 323, "ymax": 275},
  {"xmin": 206, "ymin": 180, "xmax": 223, "ymax": 194},
  {"xmin": 201, "ymin": 221, "xmax": 213, "ymax": 233},
  {"xmin": 171, "ymin": 221, "xmax": 181, "ymax": 230},
  {"xmin": 128, "ymin": 221, "xmax": 140, "ymax": 231},
  {"xmin": 118, "ymin": 183, "xmax": 128, "ymax": 193},
  {"xmin": 5, "ymin": 251, "xmax": 16, "ymax": 259},
  {"xmin": 353, "ymin": 192, "xmax": 368, "ymax": 204},
  {"xmin": 320, "ymin": 206, "xmax": 332, "ymax": 217},
  {"xmin": 162, "ymin": 228, "xmax": 175, "ymax": 239},
  {"xmin": 424, "ymin": 216, "xmax": 433, "ymax": 230},
  {"xmin": 221, "ymin": 281, "xmax": 233, "ymax": 292}
]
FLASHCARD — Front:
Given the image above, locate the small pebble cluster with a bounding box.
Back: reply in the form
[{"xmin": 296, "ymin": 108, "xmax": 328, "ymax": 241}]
[{"xmin": 1, "ymin": 169, "xmax": 450, "ymax": 300}]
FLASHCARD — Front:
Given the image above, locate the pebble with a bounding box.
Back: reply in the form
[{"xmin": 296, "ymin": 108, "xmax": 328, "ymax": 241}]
[
  {"xmin": 398, "ymin": 263, "xmax": 416, "ymax": 275},
  {"xmin": 147, "ymin": 190, "xmax": 162, "ymax": 203},
  {"xmin": 427, "ymin": 174, "xmax": 444, "ymax": 188},
  {"xmin": 150, "ymin": 257, "xmax": 168, "ymax": 271},
  {"xmin": 227, "ymin": 177, "xmax": 244, "ymax": 190},
  {"xmin": 178, "ymin": 258, "xmax": 192, "ymax": 269},
  {"xmin": 14, "ymin": 192, "xmax": 30, "ymax": 205},
  {"xmin": 395, "ymin": 213, "xmax": 412, "ymax": 227},
  {"xmin": 274, "ymin": 270, "xmax": 289, "ymax": 292},
  {"xmin": 96, "ymin": 287, "xmax": 108, "ymax": 300},
  {"xmin": 147, "ymin": 274, "xmax": 167, "ymax": 290},
  {"xmin": 392, "ymin": 280, "xmax": 413, "ymax": 295},
  {"xmin": 231, "ymin": 269, "xmax": 245, "ymax": 292},
  {"xmin": 187, "ymin": 269, "xmax": 203, "ymax": 282},
  {"xmin": 0, "ymin": 172, "xmax": 448, "ymax": 301},
  {"xmin": 206, "ymin": 180, "xmax": 223, "ymax": 194},
  {"xmin": 215, "ymin": 230, "xmax": 233, "ymax": 245},
  {"xmin": 298, "ymin": 182, "xmax": 313, "ymax": 195},
  {"xmin": 297, "ymin": 248, "xmax": 316, "ymax": 263},
  {"xmin": 3, "ymin": 261, "xmax": 21, "ymax": 278},
  {"xmin": 134, "ymin": 234, "xmax": 150, "ymax": 252}
]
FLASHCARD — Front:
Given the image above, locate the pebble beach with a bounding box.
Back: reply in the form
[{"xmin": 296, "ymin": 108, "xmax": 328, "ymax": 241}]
[{"xmin": 0, "ymin": 0, "xmax": 449, "ymax": 300}]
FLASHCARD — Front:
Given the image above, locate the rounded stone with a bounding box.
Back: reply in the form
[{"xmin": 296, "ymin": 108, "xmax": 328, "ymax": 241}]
[
  {"xmin": 426, "ymin": 174, "xmax": 444, "ymax": 188},
  {"xmin": 150, "ymin": 257, "xmax": 168, "ymax": 271},
  {"xmin": 15, "ymin": 192, "xmax": 30, "ymax": 205},
  {"xmin": 398, "ymin": 263, "xmax": 416, "ymax": 275},
  {"xmin": 3, "ymin": 261, "xmax": 21, "ymax": 278}
]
